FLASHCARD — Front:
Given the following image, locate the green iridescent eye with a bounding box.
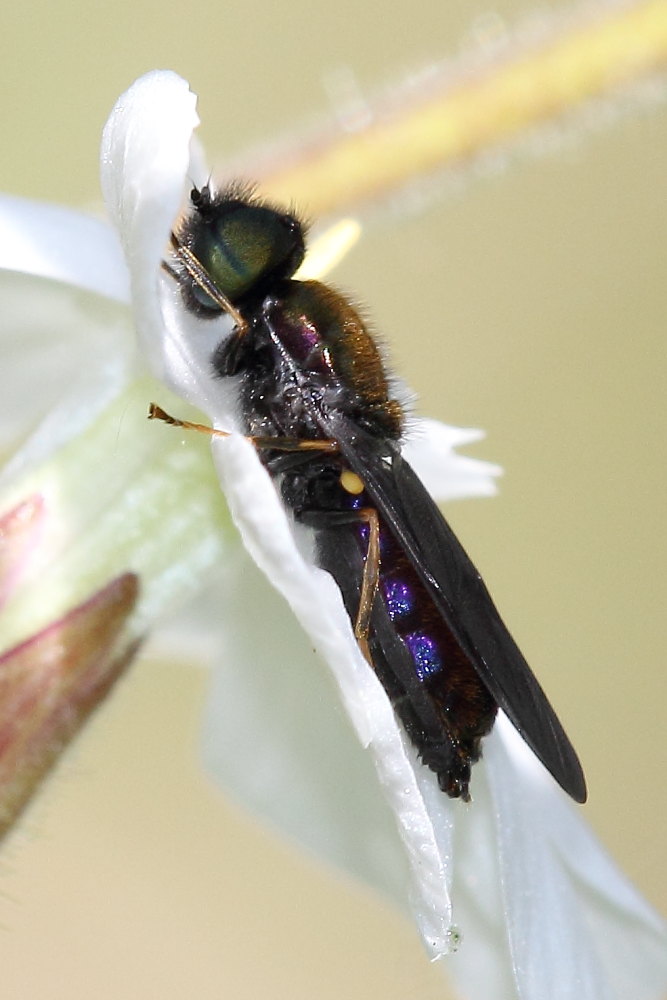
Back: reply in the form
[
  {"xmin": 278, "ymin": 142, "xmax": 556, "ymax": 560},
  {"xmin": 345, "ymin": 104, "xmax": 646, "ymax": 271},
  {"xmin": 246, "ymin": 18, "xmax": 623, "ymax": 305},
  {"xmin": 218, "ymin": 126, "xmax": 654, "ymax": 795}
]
[{"xmin": 178, "ymin": 187, "xmax": 306, "ymax": 312}]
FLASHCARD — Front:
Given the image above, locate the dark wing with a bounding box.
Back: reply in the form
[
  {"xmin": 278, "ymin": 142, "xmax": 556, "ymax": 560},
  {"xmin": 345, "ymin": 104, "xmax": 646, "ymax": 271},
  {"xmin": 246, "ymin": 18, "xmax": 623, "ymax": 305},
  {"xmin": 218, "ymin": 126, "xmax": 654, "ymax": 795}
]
[{"xmin": 323, "ymin": 414, "xmax": 587, "ymax": 804}]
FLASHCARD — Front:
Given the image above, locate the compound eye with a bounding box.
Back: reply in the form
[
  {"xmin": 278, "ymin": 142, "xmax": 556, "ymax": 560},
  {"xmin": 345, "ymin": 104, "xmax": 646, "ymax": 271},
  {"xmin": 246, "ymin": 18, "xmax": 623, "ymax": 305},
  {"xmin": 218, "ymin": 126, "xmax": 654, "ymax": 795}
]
[{"xmin": 181, "ymin": 193, "xmax": 306, "ymax": 307}]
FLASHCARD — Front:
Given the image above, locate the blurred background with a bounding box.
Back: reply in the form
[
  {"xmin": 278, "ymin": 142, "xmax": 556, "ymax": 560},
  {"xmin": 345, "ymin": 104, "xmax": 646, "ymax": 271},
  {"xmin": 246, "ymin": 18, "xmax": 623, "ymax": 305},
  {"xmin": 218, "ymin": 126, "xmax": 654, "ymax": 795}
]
[{"xmin": 1, "ymin": 0, "xmax": 665, "ymax": 997}]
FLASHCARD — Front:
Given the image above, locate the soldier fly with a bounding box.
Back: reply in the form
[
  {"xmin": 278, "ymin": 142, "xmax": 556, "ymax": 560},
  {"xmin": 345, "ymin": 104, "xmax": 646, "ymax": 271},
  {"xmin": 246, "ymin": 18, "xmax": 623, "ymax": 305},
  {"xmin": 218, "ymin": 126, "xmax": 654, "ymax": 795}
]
[{"xmin": 153, "ymin": 182, "xmax": 586, "ymax": 804}]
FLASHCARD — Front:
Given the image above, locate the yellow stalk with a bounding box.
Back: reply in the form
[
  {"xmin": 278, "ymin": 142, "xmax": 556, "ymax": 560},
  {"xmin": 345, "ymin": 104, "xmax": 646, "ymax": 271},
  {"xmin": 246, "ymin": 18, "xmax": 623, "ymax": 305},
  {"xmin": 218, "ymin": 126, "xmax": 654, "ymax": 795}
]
[{"xmin": 255, "ymin": 0, "xmax": 667, "ymax": 216}]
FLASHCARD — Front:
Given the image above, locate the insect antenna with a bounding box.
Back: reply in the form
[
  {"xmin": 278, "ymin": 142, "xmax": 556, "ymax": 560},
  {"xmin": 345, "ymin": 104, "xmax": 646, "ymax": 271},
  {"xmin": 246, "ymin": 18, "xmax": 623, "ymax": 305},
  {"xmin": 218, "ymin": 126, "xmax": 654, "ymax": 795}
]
[{"xmin": 166, "ymin": 231, "xmax": 249, "ymax": 334}]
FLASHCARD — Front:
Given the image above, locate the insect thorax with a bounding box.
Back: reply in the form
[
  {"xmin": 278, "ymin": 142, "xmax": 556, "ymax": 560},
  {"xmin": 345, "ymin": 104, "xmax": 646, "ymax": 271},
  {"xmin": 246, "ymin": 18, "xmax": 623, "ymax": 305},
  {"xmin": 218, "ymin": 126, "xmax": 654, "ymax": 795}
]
[{"xmin": 214, "ymin": 279, "xmax": 403, "ymax": 444}]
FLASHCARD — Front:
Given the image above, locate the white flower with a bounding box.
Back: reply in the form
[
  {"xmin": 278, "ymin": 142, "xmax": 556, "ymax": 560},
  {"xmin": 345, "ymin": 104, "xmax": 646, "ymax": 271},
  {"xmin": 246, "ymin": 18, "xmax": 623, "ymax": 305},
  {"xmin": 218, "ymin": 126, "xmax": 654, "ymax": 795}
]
[{"xmin": 1, "ymin": 68, "xmax": 665, "ymax": 1000}]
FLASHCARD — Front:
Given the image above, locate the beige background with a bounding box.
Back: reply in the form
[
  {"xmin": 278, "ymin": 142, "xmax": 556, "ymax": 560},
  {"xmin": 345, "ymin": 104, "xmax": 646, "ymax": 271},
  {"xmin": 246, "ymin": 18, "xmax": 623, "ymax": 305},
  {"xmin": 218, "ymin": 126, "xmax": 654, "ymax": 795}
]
[{"xmin": 1, "ymin": 1, "xmax": 666, "ymax": 997}]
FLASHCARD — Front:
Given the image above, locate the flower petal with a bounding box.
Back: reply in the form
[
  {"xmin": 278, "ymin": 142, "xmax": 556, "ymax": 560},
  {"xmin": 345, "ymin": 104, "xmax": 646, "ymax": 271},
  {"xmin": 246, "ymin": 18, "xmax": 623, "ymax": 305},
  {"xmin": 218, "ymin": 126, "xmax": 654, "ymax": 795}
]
[
  {"xmin": 446, "ymin": 761, "xmax": 520, "ymax": 999},
  {"xmin": 0, "ymin": 272, "xmax": 135, "ymax": 470},
  {"xmin": 403, "ymin": 419, "xmax": 500, "ymax": 502},
  {"xmin": 483, "ymin": 716, "xmax": 667, "ymax": 1000},
  {"xmin": 201, "ymin": 549, "xmax": 411, "ymax": 905},
  {"xmin": 0, "ymin": 194, "xmax": 129, "ymax": 303},
  {"xmin": 102, "ymin": 73, "xmax": 230, "ymax": 417},
  {"xmin": 443, "ymin": 723, "xmax": 667, "ymax": 999},
  {"xmin": 101, "ymin": 70, "xmax": 203, "ymax": 384}
]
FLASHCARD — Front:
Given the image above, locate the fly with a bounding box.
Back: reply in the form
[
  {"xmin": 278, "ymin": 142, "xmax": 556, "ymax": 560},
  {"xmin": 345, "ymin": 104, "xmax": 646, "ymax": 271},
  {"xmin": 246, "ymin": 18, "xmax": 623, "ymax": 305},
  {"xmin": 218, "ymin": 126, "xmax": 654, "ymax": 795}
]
[{"xmin": 152, "ymin": 183, "xmax": 587, "ymax": 804}]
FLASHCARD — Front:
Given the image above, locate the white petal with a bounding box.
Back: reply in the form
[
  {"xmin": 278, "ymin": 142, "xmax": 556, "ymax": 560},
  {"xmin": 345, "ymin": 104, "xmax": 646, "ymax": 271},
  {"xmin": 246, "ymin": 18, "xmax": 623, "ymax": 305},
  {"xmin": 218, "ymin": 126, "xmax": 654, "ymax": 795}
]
[
  {"xmin": 403, "ymin": 418, "xmax": 501, "ymax": 502},
  {"xmin": 200, "ymin": 550, "xmax": 411, "ymax": 905},
  {"xmin": 445, "ymin": 725, "xmax": 667, "ymax": 1000},
  {"xmin": 0, "ymin": 194, "xmax": 129, "ymax": 302},
  {"xmin": 100, "ymin": 70, "xmax": 200, "ymax": 382},
  {"xmin": 446, "ymin": 764, "xmax": 523, "ymax": 999},
  {"xmin": 0, "ymin": 272, "xmax": 134, "ymax": 470},
  {"xmin": 102, "ymin": 77, "xmax": 229, "ymax": 417},
  {"xmin": 474, "ymin": 717, "xmax": 667, "ymax": 1000},
  {"xmin": 0, "ymin": 192, "xmax": 131, "ymax": 469}
]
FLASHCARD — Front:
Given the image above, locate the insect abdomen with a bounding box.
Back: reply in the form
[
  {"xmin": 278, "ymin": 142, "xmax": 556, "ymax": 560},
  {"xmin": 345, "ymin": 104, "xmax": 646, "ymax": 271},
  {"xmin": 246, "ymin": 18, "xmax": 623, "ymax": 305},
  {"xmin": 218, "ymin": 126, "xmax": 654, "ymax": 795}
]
[
  {"xmin": 373, "ymin": 515, "xmax": 497, "ymax": 797},
  {"xmin": 312, "ymin": 482, "xmax": 497, "ymax": 800}
]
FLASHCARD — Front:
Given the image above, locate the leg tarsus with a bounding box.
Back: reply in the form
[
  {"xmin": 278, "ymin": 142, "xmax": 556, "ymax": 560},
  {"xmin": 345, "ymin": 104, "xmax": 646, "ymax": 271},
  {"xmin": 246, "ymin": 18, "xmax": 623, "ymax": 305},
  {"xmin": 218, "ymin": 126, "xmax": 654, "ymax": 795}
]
[{"xmin": 148, "ymin": 403, "xmax": 231, "ymax": 439}]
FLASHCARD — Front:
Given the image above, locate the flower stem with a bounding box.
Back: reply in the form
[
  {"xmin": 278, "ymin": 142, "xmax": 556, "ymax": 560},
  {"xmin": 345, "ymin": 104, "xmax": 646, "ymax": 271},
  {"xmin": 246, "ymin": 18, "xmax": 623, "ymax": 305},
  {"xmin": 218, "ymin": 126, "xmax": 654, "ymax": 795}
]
[{"xmin": 253, "ymin": 0, "xmax": 667, "ymax": 216}]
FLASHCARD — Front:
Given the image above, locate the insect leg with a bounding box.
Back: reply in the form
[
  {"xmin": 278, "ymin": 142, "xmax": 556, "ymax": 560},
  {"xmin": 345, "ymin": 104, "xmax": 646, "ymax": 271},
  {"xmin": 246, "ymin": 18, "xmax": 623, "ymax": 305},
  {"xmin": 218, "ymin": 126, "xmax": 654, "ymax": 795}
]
[
  {"xmin": 166, "ymin": 233, "xmax": 248, "ymax": 333},
  {"xmin": 298, "ymin": 505, "xmax": 380, "ymax": 664},
  {"xmin": 353, "ymin": 507, "xmax": 380, "ymax": 656},
  {"xmin": 148, "ymin": 403, "xmax": 339, "ymax": 454}
]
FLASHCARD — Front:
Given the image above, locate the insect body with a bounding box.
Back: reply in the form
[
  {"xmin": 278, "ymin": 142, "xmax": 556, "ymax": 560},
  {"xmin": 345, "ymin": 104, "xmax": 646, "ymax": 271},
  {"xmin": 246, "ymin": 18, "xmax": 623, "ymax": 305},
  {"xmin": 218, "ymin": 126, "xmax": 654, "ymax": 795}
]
[{"xmin": 166, "ymin": 184, "xmax": 586, "ymax": 803}]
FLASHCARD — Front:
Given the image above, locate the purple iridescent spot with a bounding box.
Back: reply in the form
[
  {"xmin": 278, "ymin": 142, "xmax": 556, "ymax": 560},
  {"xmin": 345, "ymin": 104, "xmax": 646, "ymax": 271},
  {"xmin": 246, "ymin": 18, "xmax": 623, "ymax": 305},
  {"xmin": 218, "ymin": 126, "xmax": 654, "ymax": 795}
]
[
  {"xmin": 381, "ymin": 577, "xmax": 415, "ymax": 620},
  {"xmin": 404, "ymin": 632, "xmax": 443, "ymax": 682},
  {"xmin": 299, "ymin": 321, "xmax": 320, "ymax": 351},
  {"xmin": 280, "ymin": 317, "xmax": 320, "ymax": 362}
]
